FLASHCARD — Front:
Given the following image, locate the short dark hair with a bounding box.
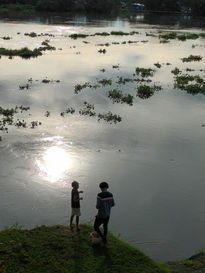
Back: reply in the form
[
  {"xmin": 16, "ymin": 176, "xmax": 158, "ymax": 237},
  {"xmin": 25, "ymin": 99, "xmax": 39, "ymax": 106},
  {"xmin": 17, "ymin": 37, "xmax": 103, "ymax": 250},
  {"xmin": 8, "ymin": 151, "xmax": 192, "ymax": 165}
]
[
  {"xmin": 72, "ymin": 181, "xmax": 78, "ymax": 187},
  {"xmin": 99, "ymin": 182, "xmax": 109, "ymax": 189}
]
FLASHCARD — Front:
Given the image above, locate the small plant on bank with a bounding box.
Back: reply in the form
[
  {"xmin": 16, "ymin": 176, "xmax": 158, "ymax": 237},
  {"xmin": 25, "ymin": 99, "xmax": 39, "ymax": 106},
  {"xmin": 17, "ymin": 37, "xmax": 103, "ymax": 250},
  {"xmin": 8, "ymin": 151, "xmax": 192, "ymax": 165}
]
[{"xmin": 110, "ymin": 31, "xmax": 129, "ymax": 35}]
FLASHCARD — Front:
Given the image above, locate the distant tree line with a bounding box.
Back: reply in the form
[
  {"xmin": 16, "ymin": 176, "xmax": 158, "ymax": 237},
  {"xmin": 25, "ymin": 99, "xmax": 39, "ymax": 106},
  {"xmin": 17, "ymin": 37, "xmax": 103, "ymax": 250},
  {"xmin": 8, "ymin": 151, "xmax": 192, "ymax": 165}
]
[
  {"xmin": 142, "ymin": 0, "xmax": 205, "ymax": 15},
  {"xmin": 0, "ymin": 0, "xmax": 121, "ymax": 13},
  {"xmin": 0, "ymin": 0, "xmax": 204, "ymax": 15}
]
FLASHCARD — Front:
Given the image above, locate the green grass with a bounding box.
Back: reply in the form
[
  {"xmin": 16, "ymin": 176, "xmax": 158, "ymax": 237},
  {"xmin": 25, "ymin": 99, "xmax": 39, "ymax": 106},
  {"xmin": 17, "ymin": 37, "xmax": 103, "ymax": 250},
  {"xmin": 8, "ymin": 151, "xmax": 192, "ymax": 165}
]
[
  {"xmin": 137, "ymin": 85, "xmax": 155, "ymax": 99},
  {"xmin": 0, "ymin": 224, "xmax": 171, "ymax": 273}
]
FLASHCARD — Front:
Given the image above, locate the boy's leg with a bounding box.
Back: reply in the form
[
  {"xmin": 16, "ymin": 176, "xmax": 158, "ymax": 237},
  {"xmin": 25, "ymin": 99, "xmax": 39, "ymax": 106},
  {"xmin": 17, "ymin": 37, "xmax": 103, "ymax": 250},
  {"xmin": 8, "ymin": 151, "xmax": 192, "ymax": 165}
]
[
  {"xmin": 70, "ymin": 214, "xmax": 74, "ymax": 229},
  {"xmin": 103, "ymin": 217, "xmax": 110, "ymax": 243},
  {"xmin": 76, "ymin": 216, "xmax": 80, "ymax": 231},
  {"xmin": 94, "ymin": 217, "xmax": 104, "ymax": 240}
]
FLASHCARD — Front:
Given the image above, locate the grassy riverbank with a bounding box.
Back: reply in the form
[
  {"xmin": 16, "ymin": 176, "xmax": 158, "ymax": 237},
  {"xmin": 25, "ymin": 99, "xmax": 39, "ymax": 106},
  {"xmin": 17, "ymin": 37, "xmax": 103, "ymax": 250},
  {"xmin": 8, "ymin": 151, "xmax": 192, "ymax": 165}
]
[{"xmin": 0, "ymin": 224, "xmax": 172, "ymax": 273}]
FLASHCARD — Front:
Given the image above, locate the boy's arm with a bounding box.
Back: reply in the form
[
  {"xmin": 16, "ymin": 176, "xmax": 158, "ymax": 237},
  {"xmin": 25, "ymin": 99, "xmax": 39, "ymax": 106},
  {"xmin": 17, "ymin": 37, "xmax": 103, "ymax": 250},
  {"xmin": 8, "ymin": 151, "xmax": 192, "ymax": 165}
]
[
  {"xmin": 111, "ymin": 196, "xmax": 115, "ymax": 207},
  {"xmin": 96, "ymin": 195, "xmax": 101, "ymax": 209}
]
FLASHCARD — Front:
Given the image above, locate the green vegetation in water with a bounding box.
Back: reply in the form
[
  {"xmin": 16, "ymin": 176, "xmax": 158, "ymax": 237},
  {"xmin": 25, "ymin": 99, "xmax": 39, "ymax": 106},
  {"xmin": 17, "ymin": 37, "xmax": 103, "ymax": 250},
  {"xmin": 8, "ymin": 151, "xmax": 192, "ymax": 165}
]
[
  {"xmin": 79, "ymin": 102, "xmax": 96, "ymax": 117},
  {"xmin": 117, "ymin": 77, "xmax": 134, "ymax": 84},
  {"xmin": 174, "ymin": 74, "xmax": 205, "ymax": 95},
  {"xmin": 181, "ymin": 55, "xmax": 202, "ymax": 62},
  {"xmin": 171, "ymin": 67, "xmax": 182, "ymax": 75},
  {"xmin": 0, "ymin": 105, "xmax": 41, "ymax": 133},
  {"xmin": 159, "ymin": 32, "xmax": 199, "ymax": 41},
  {"xmin": 135, "ymin": 67, "xmax": 155, "ymax": 77},
  {"xmin": 74, "ymin": 82, "xmax": 91, "ymax": 94},
  {"xmin": 98, "ymin": 111, "xmax": 122, "ymax": 124},
  {"xmin": 24, "ymin": 32, "xmax": 37, "ymax": 38},
  {"xmin": 159, "ymin": 32, "xmax": 177, "ymax": 40},
  {"xmin": 98, "ymin": 79, "xmax": 112, "ymax": 86},
  {"xmin": 0, "ymin": 224, "xmax": 171, "ymax": 273},
  {"xmin": 1, "ymin": 36, "xmax": 12, "ymax": 40},
  {"xmin": 108, "ymin": 89, "xmax": 134, "ymax": 105},
  {"xmin": 98, "ymin": 48, "xmax": 106, "ymax": 54},
  {"xmin": 69, "ymin": 33, "xmax": 89, "ymax": 39},
  {"xmin": 154, "ymin": 62, "xmax": 162, "ymax": 68},
  {"xmin": 110, "ymin": 31, "xmax": 129, "ymax": 35},
  {"xmin": 94, "ymin": 32, "xmax": 110, "ymax": 36},
  {"xmin": 137, "ymin": 84, "xmax": 162, "ymax": 99},
  {"xmin": 0, "ymin": 47, "xmax": 42, "ymax": 59},
  {"xmin": 61, "ymin": 107, "xmax": 75, "ymax": 117}
]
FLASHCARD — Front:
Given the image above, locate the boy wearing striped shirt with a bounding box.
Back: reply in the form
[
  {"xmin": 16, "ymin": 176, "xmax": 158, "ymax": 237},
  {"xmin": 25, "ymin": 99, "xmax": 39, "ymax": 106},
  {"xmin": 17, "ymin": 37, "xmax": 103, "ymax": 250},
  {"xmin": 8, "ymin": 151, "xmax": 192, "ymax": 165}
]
[{"xmin": 94, "ymin": 182, "xmax": 115, "ymax": 245}]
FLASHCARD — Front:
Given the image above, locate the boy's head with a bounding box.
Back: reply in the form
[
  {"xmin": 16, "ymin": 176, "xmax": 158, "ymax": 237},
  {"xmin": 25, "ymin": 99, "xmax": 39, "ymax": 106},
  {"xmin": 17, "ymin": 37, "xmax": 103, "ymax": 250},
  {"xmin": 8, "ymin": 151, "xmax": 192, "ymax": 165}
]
[
  {"xmin": 72, "ymin": 181, "xmax": 79, "ymax": 189},
  {"xmin": 99, "ymin": 182, "xmax": 109, "ymax": 191}
]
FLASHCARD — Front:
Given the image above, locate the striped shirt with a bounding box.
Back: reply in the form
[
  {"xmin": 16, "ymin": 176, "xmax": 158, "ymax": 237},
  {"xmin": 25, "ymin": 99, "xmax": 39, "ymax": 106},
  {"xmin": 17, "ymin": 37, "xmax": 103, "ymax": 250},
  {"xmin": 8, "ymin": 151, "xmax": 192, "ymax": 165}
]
[{"xmin": 96, "ymin": 191, "xmax": 115, "ymax": 218}]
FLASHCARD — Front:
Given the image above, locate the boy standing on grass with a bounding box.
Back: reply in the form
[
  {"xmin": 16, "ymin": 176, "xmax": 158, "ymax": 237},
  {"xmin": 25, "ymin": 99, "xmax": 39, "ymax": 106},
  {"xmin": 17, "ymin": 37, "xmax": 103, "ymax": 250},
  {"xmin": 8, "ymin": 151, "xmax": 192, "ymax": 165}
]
[
  {"xmin": 94, "ymin": 182, "xmax": 115, "ymax": 245},
  {"xmin": 70, "ymin": 181, "xmax": 83, "ymax": 231}
]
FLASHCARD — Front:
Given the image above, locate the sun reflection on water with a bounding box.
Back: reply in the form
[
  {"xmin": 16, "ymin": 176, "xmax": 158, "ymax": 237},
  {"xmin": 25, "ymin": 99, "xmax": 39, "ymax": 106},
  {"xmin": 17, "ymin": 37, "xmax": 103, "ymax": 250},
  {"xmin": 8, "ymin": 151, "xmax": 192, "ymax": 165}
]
[{"xmin": 36, "ymin": 146, "xmax": 72, "ymax": 183}]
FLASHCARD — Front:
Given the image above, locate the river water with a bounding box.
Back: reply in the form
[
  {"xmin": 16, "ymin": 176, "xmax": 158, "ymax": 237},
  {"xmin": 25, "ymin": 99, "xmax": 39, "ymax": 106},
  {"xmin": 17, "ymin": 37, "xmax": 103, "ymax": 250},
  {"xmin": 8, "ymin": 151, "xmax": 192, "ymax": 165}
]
[{"xmin": 0, "ymin": 12, "xmax": 205, "ymax": 261}]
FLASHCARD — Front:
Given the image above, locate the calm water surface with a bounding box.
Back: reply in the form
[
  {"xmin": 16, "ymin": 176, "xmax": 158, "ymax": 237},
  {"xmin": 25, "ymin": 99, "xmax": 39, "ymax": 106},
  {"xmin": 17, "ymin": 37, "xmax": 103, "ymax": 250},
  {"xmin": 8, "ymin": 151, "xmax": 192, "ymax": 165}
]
[{"xmin": 0, "ymin": 13, "xmax": 205, "ymax": 261}]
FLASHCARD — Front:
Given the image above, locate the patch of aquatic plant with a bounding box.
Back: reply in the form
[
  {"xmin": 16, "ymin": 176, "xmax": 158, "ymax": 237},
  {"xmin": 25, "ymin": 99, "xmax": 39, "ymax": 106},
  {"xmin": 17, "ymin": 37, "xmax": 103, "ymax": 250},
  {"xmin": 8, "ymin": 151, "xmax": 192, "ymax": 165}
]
[
  {"xmin": 186, "ymin": 68, "xmax": 195, "ymax": 72},
  {"xmin": 0, "ymin": 105, "xmax": 38, "ymax": 134},
  {"xmin": 45, "ymin": 111, "xmax": 50, "ymax": 117},
  {"xmin": 181, "ymin": 55, "xmax": 202, "ymax": 62},
  {"xmin": 137, "ymin": 85, "xmax": 155, "ymax": 99},
  {"xmin": 94, "ymin": 32, "xmax": 110, "ymax": 36},
  {"xmin": 117, "ymin": 77, "xmax": 134, "ymax": 84},
  {"xmin": 14, "ymin": 119, "xmax": 27, "ymax": 128},
  {"xmin": 100, "ymin": 68, "xmax": 106, "ymax": 73},
  {"xmin": 135, "ymin": 67, "xmax": 155, "ymax": 77},
  {"xmin": 69, "ymin": 33, "xmax": 89, "ymax": 39},
  {"xmin": 60, "ymin": 107, "xmax": 75, "ymax": 116},
  {"xmin": 127, "ymin": 40, "xmax": 138, "ymax": 44},
  {"xmin": 171, "ymin": 67, "xmax": 182, "ymax": 75},
  {"xmin": 160, "ymin": 39, "xmax": 170, "ymax": 43},
  {"xmin": 0, "ymin": 47, "xmax": 42, "ymax": 58},
  {"xmin": 110, "ymin": 31, "xmax": 129, "ymax": 36},
  {"xmin": 121, "ymin": 94, "xmax": 134, "ymax": 105},
  {"xmin": 174, "ymin": 74, "xmax": 205, "ymax": 94},
  {"xmin": 1, "ymin": 36, "xmax": 12, "ymax": 40},
  {"xmin": 112, "ymin": 64, "xmax": 120, "ymax": 69},
  {"xmin": 74, "ymin": 82, "xmax": 91, "ymax": 94},
  {"xmin": 108, "ymin": 89, "xmax": 123, "ymax": 103},
  {"xmin": 146, "ymin": 33, "xmax": 156, "ymax": 37},
  {"xmin": 96, "ymin": 43, "xmax": 110, "ymax": 47},
  {"xmin": 31, "ymin": 121, "xmax": 42, "ymax": 129},
  {"xmin": 38, "ymin": 40, "xmax": 56, "ymax": 51},
  {"xmin": 79, "ymin": 102, "xmax": 96, "ymax": 117},
  {"xmin": 24, "ymin": 32, "xmax": 37, "ymax": 38},
  {"xmin": 98, "ymin": 49, "xmax": 106, "ymax": 54},
  {"xmin": 42, "ymin": 78, "xmax": 60, "ymax": 83},
  {"xmin": 108, "ymin": 89, "xmax": 133, "ymax": 105},
  {"xmin": 19, "ymin": 83, "xmax": 30, "ymax": 90},
  {"xmin": 154, "ymin": 62, "xmax": 161, "ymax": 68},
  {"xmin": 98, "ymin": 79, "xmax": 112, "ymax": 86},
  {"xmin": 159, "ymin": 32, "xmax": 177, "ymax": 40},
  {"xmin": 98, "ymin": 111, "xmax": 122, "ymax": 124}
]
